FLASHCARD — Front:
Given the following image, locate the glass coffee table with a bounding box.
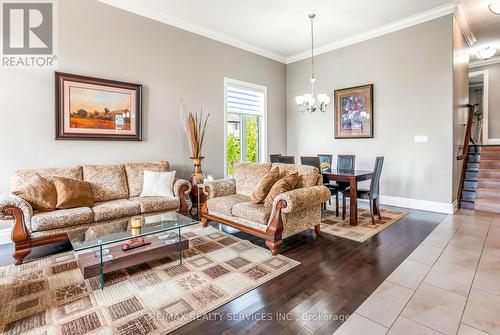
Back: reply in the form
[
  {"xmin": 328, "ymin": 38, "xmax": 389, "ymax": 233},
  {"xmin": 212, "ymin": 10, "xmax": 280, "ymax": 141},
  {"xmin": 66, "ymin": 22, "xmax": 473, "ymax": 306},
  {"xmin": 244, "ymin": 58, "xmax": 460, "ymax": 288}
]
[{"xmin": 67, "ymin": 212, "xmax": 199, "ymax": 289}]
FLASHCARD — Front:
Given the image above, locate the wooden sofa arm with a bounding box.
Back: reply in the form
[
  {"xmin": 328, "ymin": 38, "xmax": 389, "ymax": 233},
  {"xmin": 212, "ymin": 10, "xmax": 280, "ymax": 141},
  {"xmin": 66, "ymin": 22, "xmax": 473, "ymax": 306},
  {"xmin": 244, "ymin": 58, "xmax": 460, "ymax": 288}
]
[{"xmin": 173, "ymin": 179, "xmax": 192, "ymax": 215}]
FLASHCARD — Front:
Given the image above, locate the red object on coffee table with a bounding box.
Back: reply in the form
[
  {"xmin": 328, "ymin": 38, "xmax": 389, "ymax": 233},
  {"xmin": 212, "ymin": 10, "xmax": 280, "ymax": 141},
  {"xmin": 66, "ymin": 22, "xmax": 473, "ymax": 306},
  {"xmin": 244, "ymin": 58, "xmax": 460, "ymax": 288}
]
[{"xmin": 122, "ymin": 237, "xmax": 150, "ymax": 251}]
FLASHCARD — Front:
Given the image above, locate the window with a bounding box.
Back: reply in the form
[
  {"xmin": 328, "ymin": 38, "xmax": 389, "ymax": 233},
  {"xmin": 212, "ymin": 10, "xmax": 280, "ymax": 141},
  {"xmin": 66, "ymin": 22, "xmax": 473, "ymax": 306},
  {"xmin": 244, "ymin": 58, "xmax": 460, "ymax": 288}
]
[{"xmin": 224, "ymin": 78, "xmax": 267, "ymax": 176}]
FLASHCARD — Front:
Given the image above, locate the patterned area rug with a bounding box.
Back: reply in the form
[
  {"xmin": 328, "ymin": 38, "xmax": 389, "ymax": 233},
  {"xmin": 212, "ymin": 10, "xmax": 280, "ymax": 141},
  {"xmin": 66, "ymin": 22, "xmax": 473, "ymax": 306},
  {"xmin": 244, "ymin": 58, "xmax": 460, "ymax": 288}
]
[
  {"xmin": 0, "ymin": 225, "xmax": 299, "ymax": 334},
  {"xmin": 320, "ymin": 207, "xmax": 408, "ymax": 242}
]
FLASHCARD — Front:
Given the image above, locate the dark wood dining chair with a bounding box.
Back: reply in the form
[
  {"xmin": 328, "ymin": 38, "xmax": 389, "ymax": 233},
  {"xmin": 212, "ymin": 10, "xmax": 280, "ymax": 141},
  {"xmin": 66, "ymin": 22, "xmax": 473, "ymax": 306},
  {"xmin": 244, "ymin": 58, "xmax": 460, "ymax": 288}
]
[
  {"xmin": 300, "ymin": 156, "xmax": 320, "ymax": 169},
  {"xmin": 278, "ymin": 156, "xmax": 295, "ymax": 164},
  {"xmin": 317, "ymin": 154, "xmax": 333, "ymax": 173},
  {"xmin": 269, "ymin": 154, "xmax": 282, "ymax": 163},
  {"xmin": 301, "ymin": 155, "xmax": 340, "ymax": 215},
  {"xmin": 338, "ymin": 155, "xmax": 355, "ymax": 171},
  {"xmin": 342, "ymin": 156, "xmax": 384, "ymax": 224}
]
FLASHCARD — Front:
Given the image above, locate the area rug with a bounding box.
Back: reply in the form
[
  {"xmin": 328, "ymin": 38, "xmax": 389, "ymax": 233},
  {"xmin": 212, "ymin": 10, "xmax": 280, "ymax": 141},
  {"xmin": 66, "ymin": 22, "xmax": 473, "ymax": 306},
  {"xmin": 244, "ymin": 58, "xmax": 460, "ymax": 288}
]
[
  {"xmin": 0, "ymin": 225, "xmax": 299, "ymax": 334},
  {"xmin": 320, "ymin": 207, "xmax": 408, "ymax": 242}
]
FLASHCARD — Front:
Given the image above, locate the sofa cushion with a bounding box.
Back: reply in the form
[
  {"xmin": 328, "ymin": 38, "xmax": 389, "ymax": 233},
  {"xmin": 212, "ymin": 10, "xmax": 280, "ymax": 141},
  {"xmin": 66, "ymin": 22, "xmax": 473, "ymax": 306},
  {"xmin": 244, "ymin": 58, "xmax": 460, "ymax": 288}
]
[
  {"xmin": 15, "ymin": 174, "xmax": 57, "ymax": 211},
  {"xmin": 92, "ymin": 199, "xmax": 141, "ymax": 222},
  {"xmin": 265, "ymin": 172, "xmax": 299, "ymax": 207},
  {"xmin": 53, "ymin": 177, "xmax": 94, "ymax": 209},
  {"xmin": 125, "ymin": 161, "xmax": 171, "ymax": 198},
  {"xmin": 83, "ymin": 164, "xmax": 129, "ymax": 202},
  {"xmin": 206, "ymin": 194, "xmax": 250, "ymax": 216},
  {"xmin": 251, "ymin": 166, "xmax": 280, "ymax": 204},
  {"xmin": 129, "ymin": 196, "xmax": 179, "ymax": 213},
  {"xmin": 234, "ymin": 163, "xmax": 272, "ymax": 196},
  {"xmin": 31, "ymin": 207, "xmax": 93, "ymax": 232},
  {"xmin": 272, "ymin": 163, "xmax": 320, "ymax": 188},
  {"xmin": 232, "ymin": 202, "xmax": 272, "ymax": 225},
  {"xmin": 11, "ymin": 166, "xmax": 82, "ymax": 194}
]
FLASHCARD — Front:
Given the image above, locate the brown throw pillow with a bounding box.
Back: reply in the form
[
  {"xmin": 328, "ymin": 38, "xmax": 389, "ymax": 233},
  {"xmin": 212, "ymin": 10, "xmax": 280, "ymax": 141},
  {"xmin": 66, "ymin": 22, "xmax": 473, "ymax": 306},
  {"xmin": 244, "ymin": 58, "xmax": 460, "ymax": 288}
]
[
  {"xmin": 15, "ymin": 174, "xmax": 57, "ymax": 211},
  {"xmin": 264, "ymin": 172, "xmax": 299, "ymax": 207},
  {"xmin": 251, "ymin": 166, "xmax": 280, "ymax": 204},
  {"xmin": 53, "ymin": 177, "xmax": 94, "ymax": 209}
]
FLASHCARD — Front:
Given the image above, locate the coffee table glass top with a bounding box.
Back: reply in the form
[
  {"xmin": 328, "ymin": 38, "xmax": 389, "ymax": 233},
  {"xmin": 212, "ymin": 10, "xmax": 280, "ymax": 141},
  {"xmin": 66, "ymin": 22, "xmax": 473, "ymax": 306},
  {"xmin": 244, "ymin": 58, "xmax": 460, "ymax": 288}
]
[{"xmin": 67, "ymin": 212, "xmax": 199, "ymax": 251}]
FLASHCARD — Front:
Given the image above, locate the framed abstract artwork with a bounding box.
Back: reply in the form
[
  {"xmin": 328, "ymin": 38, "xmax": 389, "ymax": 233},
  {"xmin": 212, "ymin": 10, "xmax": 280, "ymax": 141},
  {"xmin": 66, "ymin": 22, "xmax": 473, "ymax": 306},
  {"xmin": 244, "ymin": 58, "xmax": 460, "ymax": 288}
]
[
  {"xmin": 55, "ymin": 72, "xmax": 142, "ymax": 141},
  {"xmin": 334, "ymin": 84, "xmax": 373, "ymax": 139}
]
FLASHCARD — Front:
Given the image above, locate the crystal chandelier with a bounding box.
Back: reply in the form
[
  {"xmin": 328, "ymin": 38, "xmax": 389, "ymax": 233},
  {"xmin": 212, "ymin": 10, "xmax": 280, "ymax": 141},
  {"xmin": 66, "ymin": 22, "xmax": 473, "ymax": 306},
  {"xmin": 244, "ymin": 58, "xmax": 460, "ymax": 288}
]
[{"xmin": 295, "ymin": 14, "xmax": 330, "ymax": 113}]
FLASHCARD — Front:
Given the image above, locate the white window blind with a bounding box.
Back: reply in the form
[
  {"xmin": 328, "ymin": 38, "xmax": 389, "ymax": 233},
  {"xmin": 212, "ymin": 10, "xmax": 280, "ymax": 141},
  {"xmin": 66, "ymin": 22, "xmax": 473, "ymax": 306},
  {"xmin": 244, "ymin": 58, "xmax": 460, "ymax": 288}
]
[{"xmin": 226, "ymin": 85, "xmax": 265, "ymax": 116}]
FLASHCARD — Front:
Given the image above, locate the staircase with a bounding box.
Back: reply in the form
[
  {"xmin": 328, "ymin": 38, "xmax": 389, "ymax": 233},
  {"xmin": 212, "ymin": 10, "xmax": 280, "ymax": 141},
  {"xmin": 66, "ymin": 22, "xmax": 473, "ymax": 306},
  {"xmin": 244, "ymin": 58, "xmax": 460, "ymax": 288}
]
[
  {"xmin": 459, "ymin": 145, "xmax": 500, "ymax": 213},
  {"xmin": 475, "ymin": 146, "xmax": 500, "ymax": 213}
]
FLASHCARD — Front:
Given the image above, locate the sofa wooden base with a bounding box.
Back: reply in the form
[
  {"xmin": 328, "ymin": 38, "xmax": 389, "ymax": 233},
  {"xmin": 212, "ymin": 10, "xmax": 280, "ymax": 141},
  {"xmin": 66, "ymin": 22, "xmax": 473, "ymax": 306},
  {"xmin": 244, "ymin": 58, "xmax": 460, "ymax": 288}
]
[{"xmin": 201, "ymin": 189, "xmax": 321, "ymax": 255}]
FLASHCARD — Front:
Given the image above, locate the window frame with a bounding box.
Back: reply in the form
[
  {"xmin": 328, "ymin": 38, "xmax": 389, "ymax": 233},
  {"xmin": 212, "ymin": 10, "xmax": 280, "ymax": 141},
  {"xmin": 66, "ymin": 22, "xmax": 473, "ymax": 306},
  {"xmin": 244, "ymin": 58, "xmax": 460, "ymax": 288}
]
[{"xmin": 223, "ymin": 77, "xmax": 267, "ymax": 177}]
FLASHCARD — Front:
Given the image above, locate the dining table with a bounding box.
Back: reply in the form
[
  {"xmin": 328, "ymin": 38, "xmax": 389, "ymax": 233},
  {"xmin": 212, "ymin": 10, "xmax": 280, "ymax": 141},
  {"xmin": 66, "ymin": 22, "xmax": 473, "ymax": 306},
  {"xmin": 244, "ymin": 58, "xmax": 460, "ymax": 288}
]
[{"xmin": 322, "ymin": 169, "xmax": 374, "ymax": 226}]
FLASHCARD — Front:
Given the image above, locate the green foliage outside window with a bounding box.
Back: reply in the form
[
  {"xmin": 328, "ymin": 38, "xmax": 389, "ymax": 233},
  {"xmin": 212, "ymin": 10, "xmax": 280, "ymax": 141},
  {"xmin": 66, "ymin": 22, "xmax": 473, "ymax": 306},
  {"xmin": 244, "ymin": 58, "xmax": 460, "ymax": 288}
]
[
  {"xmin": 226, "ymin": 116, "xmax": 259, "ymax": 176},
  {"xmin": 246, "ymin": 117, "xmax": 258, "ymax": 163},
  {"xmin": 227, "ymin": 132, "xmax": 240, "ymax": 176}
]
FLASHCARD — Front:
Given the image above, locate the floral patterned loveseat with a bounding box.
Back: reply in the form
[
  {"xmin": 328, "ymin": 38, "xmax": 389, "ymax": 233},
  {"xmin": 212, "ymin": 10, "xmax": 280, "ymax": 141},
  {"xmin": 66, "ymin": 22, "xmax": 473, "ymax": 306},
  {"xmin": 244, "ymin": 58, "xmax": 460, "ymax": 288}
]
[{"xmin": 201, "ymin": 162, "xmax": 330, "ymax": 255}]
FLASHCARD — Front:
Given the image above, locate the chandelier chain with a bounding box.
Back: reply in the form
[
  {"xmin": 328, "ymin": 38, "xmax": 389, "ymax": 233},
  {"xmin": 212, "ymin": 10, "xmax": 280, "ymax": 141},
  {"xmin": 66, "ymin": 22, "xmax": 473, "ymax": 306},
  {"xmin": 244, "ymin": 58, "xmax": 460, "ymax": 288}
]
[{"xmin": 310, "ymin": 14, "xmax": 315, "ymax": 80}]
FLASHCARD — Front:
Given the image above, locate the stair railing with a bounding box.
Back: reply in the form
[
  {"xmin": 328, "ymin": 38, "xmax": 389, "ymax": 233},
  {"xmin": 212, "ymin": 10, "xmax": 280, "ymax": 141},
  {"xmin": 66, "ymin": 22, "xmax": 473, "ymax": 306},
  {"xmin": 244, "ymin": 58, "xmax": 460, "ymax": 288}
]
[{"xmin": 457, "ymin": 104, "xmax": 475, "ymax": 205}]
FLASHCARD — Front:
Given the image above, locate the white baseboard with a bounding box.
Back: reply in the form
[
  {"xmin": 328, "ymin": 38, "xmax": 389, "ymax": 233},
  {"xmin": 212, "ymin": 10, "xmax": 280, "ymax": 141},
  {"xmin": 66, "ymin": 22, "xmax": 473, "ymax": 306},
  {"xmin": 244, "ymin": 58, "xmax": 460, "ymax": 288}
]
[
  {"xmin": 326, "ymin": 195, "xmax": 454, "ymax": 214},
  {"xmin": 487, "ymin": 138, "xmax": 500, "ymax": 144}
]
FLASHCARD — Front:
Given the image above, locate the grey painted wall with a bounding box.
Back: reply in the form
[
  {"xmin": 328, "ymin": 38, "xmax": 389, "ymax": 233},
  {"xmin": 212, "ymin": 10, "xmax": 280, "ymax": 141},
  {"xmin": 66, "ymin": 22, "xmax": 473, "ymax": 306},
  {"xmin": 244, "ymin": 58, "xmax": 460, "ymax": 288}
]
[
  {"xmin": 0, "ymin": 0, "xmax": 287, "ymax": 194},
  {"xmin": 473, "ymin": 62, "xmax": 500, "ymax": 139},
  {"xmin": 452, "ymin": 16, "xmax": 470, "ymax": 202},
  {"xmin": 286, "ymin": 16, "xmax": 454, "ymax": 203}
]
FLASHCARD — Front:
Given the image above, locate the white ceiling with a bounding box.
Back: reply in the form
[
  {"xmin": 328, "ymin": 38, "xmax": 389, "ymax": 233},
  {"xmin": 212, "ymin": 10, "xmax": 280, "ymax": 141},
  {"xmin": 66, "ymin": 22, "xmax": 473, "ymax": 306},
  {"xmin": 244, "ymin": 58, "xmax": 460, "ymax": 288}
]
[
  {"xmin": 463, "ymin": 0, "xmax": 500, "ymax": 61},
  {"xmin": 99, "ymin": 0, "xmax": 500, "ymax": 64}
]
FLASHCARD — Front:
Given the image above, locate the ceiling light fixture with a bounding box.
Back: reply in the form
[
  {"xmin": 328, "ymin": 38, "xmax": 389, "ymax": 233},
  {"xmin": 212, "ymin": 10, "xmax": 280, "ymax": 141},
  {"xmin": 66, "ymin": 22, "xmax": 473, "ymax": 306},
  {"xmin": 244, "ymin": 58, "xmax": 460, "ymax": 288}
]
[
  {"xmin": 295, "ymin": 14, "xmax": 329, "ymax": 113},
  {"xmin": 477, "ymin": 46, "xmax": 497, "ymax": 60},
  {"xmin": 489, "ymin": 3, "xmax": 500, "ymax": 15}
]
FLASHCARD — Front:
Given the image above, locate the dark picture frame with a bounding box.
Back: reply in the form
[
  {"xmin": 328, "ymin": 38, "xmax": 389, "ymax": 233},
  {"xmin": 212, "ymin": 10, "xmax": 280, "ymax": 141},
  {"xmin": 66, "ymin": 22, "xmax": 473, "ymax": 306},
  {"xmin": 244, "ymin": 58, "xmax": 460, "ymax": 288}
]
[
  {"xmin": 55, "ymin": 72, "xmax": 142, "ymax": 141},
  {"xmin": 334, "ymin": 84, "xmax": 373, "ymax": 139}
]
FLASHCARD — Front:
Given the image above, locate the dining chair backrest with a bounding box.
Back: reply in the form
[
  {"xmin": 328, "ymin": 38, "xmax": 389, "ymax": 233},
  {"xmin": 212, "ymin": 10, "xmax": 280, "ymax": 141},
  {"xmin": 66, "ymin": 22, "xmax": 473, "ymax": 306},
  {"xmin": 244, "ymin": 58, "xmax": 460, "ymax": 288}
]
[
  {"xmin": 338, "ymin": 155, "xmax": 355, "ymax": 172},
  {"xmin": 370, "ymin": 156, "xmax": 384, "ymax": 198},
  {"xmin": 278, "ymin": 156, "xmax": 295, "ymax": 164},
  {"xmin": 300, "ymin": 156, "xmax": 321, "ymax": 170},
  {"xmin": 317, "ymin": 154, "xmax": 333, "ymax": 173},
  {"xmin": 269, "ymin": 154, "xmax": 282, "ymax": 163}
]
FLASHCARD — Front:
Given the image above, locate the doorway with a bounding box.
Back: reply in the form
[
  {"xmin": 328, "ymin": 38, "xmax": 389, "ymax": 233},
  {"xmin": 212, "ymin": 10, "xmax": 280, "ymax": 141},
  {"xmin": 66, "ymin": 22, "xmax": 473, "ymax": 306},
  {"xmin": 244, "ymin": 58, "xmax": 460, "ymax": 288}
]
[{"xmin": 469, "ymin": 70, "xmax": 489, "ymax": 144}]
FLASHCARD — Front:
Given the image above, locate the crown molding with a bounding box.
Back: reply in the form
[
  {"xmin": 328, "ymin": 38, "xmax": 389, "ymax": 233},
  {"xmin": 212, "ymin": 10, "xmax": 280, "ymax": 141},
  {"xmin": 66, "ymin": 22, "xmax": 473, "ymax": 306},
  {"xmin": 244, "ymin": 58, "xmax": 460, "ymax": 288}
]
[
  {"xmin": 454, "ymin": 0, "xmax": 476, "ymax": 46},
  {"xmin": 470, "ymin": 56, "xmax": 500, "ymax": 68},
  {"xmin": 98, "ymin": 0, "xmax": 474, "ymax": 65},
  {"xmin": 286, "ymin": 2, "xmax": 458, "ymax": 63},
  {"xmin": 97, "ymin": 0, "xmax": 287, "ymax": 63}
]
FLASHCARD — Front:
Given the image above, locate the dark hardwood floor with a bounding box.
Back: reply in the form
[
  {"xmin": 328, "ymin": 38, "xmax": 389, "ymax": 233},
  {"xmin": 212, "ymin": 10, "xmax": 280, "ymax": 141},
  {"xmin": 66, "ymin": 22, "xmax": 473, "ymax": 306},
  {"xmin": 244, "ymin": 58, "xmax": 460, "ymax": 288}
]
[{"xmin": 0, "ymin": 207, "xmax": 445, "ymax": 334}]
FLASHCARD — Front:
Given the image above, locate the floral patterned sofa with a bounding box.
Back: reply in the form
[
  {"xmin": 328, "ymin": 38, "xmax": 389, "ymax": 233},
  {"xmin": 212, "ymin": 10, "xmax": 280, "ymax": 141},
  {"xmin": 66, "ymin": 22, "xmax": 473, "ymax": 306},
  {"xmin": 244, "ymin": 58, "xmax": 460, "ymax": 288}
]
[
  {"xmin": 0, "ymin": 161, "xmax": 191, "ymax": 264},
  {"xmin": 201, "ymin": 162, "xmax": 330, "ymax": 255}
]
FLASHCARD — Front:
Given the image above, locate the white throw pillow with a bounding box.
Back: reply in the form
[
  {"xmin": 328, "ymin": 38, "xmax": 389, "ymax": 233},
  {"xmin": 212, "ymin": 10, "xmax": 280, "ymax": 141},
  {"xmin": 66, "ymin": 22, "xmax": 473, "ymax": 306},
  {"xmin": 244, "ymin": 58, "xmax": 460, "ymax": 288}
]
[{"xmin": 140, "ymin": 170, "xmax": 176, "ymax": 197}]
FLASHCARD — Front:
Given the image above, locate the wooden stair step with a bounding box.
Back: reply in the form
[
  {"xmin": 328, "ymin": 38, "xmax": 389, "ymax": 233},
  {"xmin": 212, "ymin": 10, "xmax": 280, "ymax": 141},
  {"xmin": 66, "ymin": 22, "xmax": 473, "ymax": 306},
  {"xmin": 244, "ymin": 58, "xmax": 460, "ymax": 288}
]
[
  {"xmin": 480, "ymin": 152, "xmax": 500, "ymax": 159},
  {"xmin": 478, "ymin": 169, "xmax": 500, "ymax": 179},
  {"xmin": 477, "ymin": 178, "xmax": 500, "ymax": 189},
  {"xmin": 479, "ymin": 161, "xmax": 500, "ymax": 169},
  {"xmin": 480, "ymin": 146, "xmax": 500, "ymax": 152},
  {"xmin": 476, "ymin": 188, "xmax": 500, "ymax": 201},
  {"xmin": 475, "ymin": 198, "xmax": 500, "ymax": 214}
]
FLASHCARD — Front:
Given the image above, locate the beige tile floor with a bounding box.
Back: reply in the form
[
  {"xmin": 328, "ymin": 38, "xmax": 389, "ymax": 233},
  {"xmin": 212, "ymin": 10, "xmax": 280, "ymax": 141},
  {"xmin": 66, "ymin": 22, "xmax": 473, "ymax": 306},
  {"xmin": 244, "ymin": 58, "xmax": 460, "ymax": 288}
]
[{"xmin": 334, "ymin": 209, "xmax": 500, "ymax": 335}]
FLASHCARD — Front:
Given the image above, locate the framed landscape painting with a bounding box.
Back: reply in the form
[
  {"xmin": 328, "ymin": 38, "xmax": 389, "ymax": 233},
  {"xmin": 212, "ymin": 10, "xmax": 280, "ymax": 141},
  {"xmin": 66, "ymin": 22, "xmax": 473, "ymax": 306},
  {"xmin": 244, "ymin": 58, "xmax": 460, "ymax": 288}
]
[
  {"xmin": 334, "ymin": 84, "xmax": 373, "ymax": 139},
  {"xmin": 56, "ymin": 72, "xmax": 142, "ymax": 140}
]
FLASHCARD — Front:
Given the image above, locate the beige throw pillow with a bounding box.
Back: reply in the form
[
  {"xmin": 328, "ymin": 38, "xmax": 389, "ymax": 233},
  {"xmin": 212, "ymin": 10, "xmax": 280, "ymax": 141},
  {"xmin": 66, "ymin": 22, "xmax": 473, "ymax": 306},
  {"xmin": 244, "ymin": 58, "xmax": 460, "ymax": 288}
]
[
  {"xmin": 264, "ymin": 172, "xmax": 299, "ymax": 207},
  {"xmin": 15, "ymin": 174, "xmax": 57, "ymax": 211},
  {"xmin": 53, "ymin": 177, "xmax": 94, "ymax": 209},
  {"xmin": 251, "ymin": 166, "xmax": 280, "ymax": 204}
]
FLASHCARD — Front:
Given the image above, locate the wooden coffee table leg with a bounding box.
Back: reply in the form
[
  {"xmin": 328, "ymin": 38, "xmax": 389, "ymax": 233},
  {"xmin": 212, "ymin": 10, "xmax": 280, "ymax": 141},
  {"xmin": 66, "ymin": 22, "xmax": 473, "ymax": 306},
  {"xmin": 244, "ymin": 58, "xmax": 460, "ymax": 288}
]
[{"xmin": 349, "ymin": 177, "xmax": 358, "ymax": 226}]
